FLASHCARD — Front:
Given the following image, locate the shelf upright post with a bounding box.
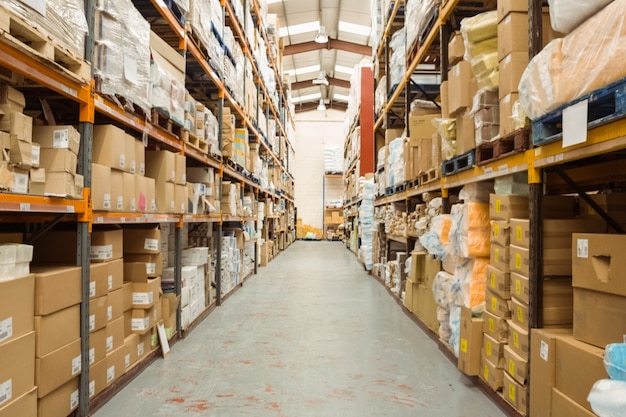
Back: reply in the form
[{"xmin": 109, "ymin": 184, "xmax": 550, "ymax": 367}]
[
  {"xmin": 174, "ymin": 217, "xmax": 183, "ymax": 336},
  {"xmin": 216, "ymin": 91, "xmax": 224, "ymax": 306}
]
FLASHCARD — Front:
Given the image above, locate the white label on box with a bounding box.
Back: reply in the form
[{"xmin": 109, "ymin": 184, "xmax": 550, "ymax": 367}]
[
  {"xmin": 11, "ymin": 173, "xmax": 28, "ymax": 194},
  {"xmin": 108, "ymin": 275, "xmax": 113, "ymax": 291},
  {"xmin": 563, "ymin": 100, "xmax": 588, "ymax": 148},
  {"xmin": 31, "ymin": 144, "xmax": 40, "ymax": 165},
  {"xmin": 106, "ymin": 366, "xmax": 115, "ymax": 383},
  {"xmin": 540, "ymin": 341, "xmax": 549, "ymax": 362},
  {"xmin": 89, "ymin": 348, "xmax": 95, "ymax": 366},
  {"xmin": 140, "ymin": 163, "xmax": 145, "ymax": 176},
  {"xmin": 125, "ymin": 353, "xmax": 130, "ymax": 368},
  {"xmin": 119, "ymin": 154, "xmax": 125, "ymax": 169},
  {"xmin": 53, "ymin": 129, "xmax": 69, "ymax": 149},
  {"xmin": 131, "ymin": 317, "xmax": 150, "ymax": 331},
  {"xmin": 70, "ymin": 389, "xmax": 79, "ymax": 409},
  {"xmin": 0, "ymin": 379, "xmax": 11, "ymax": 406},
  {"xmin": 89, "ymin": 281, "xmax": 96, "ymax": 298},
  {"xmin": 144, "ymin": 238, "xmax": 159, "ymax": 251},
  {"xmin": 577, "ymin": 239, "xmax": 589, "ymax": 259},
  {"xmin": 89, "ymin": 315, "xmax": 95, "ymax": 331},
  {"xmin": 89, "ymin": 381, "xmax": 95, "ymax": 398},
  {"xmin": 116, "ymin": 196, "xmax": 123, "ymax": 211},
  {"xmin": 130, "ymin": 160, "xmax": 136, "ymax": 174},
  {"xmin": 182, "ymin": 174, "xmax": 186, "ymax": 183},
  {"xmin": 171, "ymin": 170, "xmax": 175, "ymax": 182},
  {"xmin": 145, "ymin": 263, "xmax": 156, "ymax": 275},
  {"xmin": 90, "ymin": 244, "xmax": 113, "ymax": 260},
  {"xmin": 72, "ymin": 355, "xmax": 81, "ymax": 375},
  {"xmin": 0, "ymin": 317, "xmax": 12, "ymax": 343},
  {"xmin": 106, "ymin": 335, "xmax": 113, "ymax": 352},
  {"xmin": 103, "ymin": 194, "xmax": 111, "ymax": 210},
  {"xmin": 123, "ymin": 56, "xmax": 137, "ymax": 83},
  {"xmin": 107, "ymin": 306, "xmax": 112, "ymax": 321},
  {"xmin": 130, "ymin": 198, "xmax": 136, "ymax": 212},
  {"xmin": 137, "ymin": 341, "xmax": 144, "ymax": 356},
  {"xmin": 132, "ymin": 291, "xmax": 153, "ymax": 305},
  {"xmin": 151, "ymin": 199, "xmax": 157, "ymax": 212}
]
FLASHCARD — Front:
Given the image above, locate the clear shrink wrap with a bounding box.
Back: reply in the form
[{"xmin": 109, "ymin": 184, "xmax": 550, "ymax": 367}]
[
  {"xmin": 588, "ymin": 379, "xmax": 626, "ymax": 417},
  {"xmin": 95, "ymin": 0, "xmax": 151, "ymax": 114},
  {"xmin": 548, "ymin": 0, "xmax": 613, "ymax": 34},
  {"xmin": 0, "ymin": 0, "xmax": 87, "ymax": 57},
  {"xmin": 460, "ymin": 11, "xmax": 498, "ymax": 45},
  {"xmin": 449, "ymin": 304, "xmax": 462, "ymax": 357},
  {"xmin": 449, "ymin": 203, "xmax": 490, "ymax": 258},
  {"xmin": 455, "ymin": 257, "xmax": 488, "ymax": 312},
  {"xmin": 520, "ymin": 0, "xmax": 626, "ymax": 120}
]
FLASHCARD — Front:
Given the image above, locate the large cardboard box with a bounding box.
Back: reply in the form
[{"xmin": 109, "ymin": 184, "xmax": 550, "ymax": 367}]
[
  {"xmin": 414, "ymin": 284, "xmax": 439, "ymax": 333},
  {"xmin": 131, "ymin": 277, "xmax": 161, "ymax": 309},
  {"xmin": 122, "ymin": 172, "xmax": 136, "ymax": 212},
  {"xmin": 89, "ymin": 295, "xmax": 108, "ymax": 333},
  {"xmin": 130, "ymin": 307, "xmax": 155, "ymax": 334},
  {"xmin": 483, "ymin": 310, "xmax": 508, "ymax": 342},
  {"xmin": 503, "ymin": 372, "xmax": 527, "ymax": 415},
  {"xmin": 409, "ymin": 113, "xmax": 438, "ymax": 147},
  {"xmin": 174, "ymin": 184, "xmax": 188, "ymax": 214},
  {"xmin": 504, "ymin": 344, "xmax": 528, "ymax": 385},
  {"xmin": 482, "ymin": 332, "xmax": 506, "ymax": 368},
  {"xmin": 416, "ymin": 135, "xmax": 432, "ymax": 174},
  {"xmin": 448, "ymin": 31, "xmax": 465, "ymax": 66},
  {"xmin": 509, "ymin": 218, "xmax": 529, "ymax": 248},
  {"xmin": 486, "ymin": 288, "xmax": 511, "ymax": 319},
  {"xmin": 162, "ymin": 294, "xmax": 180, "ymax": 339},
  {"xmin": 574, "ymin": 288, "xmax": 626, "ymax": 348},
  {"xmin": 491, "ymin": 220, "xmax": 510, "ymax": 247},
  {"xmin": 409, "ymin": 251, "xmax": 441, "ymax": 289},
  {"xmin": 32, "ymin": 266, "xmax": 81, "ymax": 315},
  {"xmin": 458, "ymin": 307, "xmax": 483, "ymax": 376},
  {"xmin": 107, "ymin": 289, "xmax": 123, "ymax": 322},
  {"xmin": 499, "ymin": 93, "xmax": 519, "ymax": 137},
  {"xmin": 497, "ymin": 12, "xmax": 556, "ymax": 61},
  {"xmin": 512, "ymin": 272, "xmax": 529, "ymax": 304},
  {"xmin": 489, "ymin": 194, "xmax": 528, "ymax": 221},
  {"xmin": 90, "ymin": 227, "xmax": 123, "ymax": 263},
  {"xmin": 122, "ymin": 282, "xmax": 132, "ymax": 312},
  {"xmin": 572, "ymin": 233, "xmax": 626, "ymax": 296},
  {"xmin": 106, "ymin": 344, "xmax": 130, "ymax": 387},
  {"xmin": 125, "ymin": 134, "xmax": 137, "ymax": 175},
  {"xmin": 89, "ymin": 327, "xmax": 106, "ymax": 367},
  {"xmin": 480, "ymin": 354, "xmax": 504, "ymax": 391},
  {"xmin": 551, "ymin": 388, "xmax": 597, "ymax": 417},
  {"xmin": 0, "ymin": 331, "xmax": 35, "ymax": 408},
  {"xmin": 175, "ymin": 154, "xmax": 186, "ymax": 185},
  {"xmin": 35, "ymin": 305, "xmax": 79, "ymax": 357},
  {"xmin": 9, "ymin": 137, "xmax": 33, "ymax": 168},
  {"xmin": 39, "ymin": 148, "xmax": 77, "ymax": 174},
  {"xmin": 508, "ymin": 320, "xmax": 529, "ymax": 360},
  {"xmin": 135, "ymin": 175, "xmax": 156, "ymax": 213},
  {"xmin": 499, "ymin": 52, "xmax": 528, "ymax": 100},
  {"xmin": 555, "ymin": 335, "xmax": 606, "ymax": 412},
  {"xmin": 37, "ymin": 377, "xmax": 78, "ymax": 417},
  {"xmin": 146, "ymin": 150, "xmax": 176, "ymax": 183},
  {"xmin": 89, "ymin": 358, "xmax": 107, "ymax": 399},
  {"xmin": 490, "ymin": 244, "xmax": 510, "ymax": 273},
  {"xmin": 1, "ymin": 112, "xmax": 31, "ymax": 142},
  {"xmin": 107, "ymin": 258, "xmax": 124, "ymax": 292},
  {"xmin": 32, "ymin": 125, "xmax": 80, "ymax": 155},
  {"xmin": 511, "ymin": 296, "xmax": 529, "ymax": 328},
  {"xmin": 124, "ymin": 254, "xmax": 163, "ymax": 281},
  {"xmin": 106, "ymin": 316, "xmax": 124, "ymax": 354},
  {"xmin": 404, "ymin": 279, "xmax": 415, "ymax": 312},
  {"xmin": 385, "ymin": 128, "xmax": 403, "ymax": 146},
  {"xmin": 123, "ymin": 226, "xmax": 160, "ymax": 255},
  {"xmin": 0, "ymin": 387, "xmax": 36, "ymax": 417},
  {"xmin": 0, "ymin": 274, "xmax": 34, "ymax": 344},
  {"xmin": 89, "ymin": 262, "xmax": 109, "ymax": 299},
  {"xmin": 509, "ymin": 245, "xmax": 529, "ymax": 277},
  {"xmin": 124, "ymin": 334, "xmax": 140, "ymax": 368},
  {"xmin": 497, "ymin": 0, "xmax": 527, "ymax": 21},
  {"xmin": 43, "ymin": 172, "xmax": 76, "ymax": 197},
  {"xmin": 93, "ymin": 125, "xmax": 127, "ymax": 171},
  {"xmin": 487, "ymin": 264, "xmax": 511, "ymax": 299},
  {"xmin": 530, "ymin": 328, "xmax": 572, "ymax": 417},
  {"xmin": 455, "ymin": 110, "xmax": 475, "ymax": 155},
  {"xmin": 440, "ymin": 81, "xmax": 450, "ymax": 118},
  {"xmin": 91, "ymin": 163, "xmax": 112, "ymax": 211},
  {"xmin": 155, "ymin": 181, "xmax": 175, "ymax": 213},
  {"xmin": 35, "ymin": 338, "xmax": 81, "ymax": 398},
  {"xmin": 448, "ymin": 61, "xmax": 477, "ymax": 116}
]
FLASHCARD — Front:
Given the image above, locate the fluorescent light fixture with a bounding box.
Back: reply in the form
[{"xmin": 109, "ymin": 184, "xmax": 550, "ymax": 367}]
[
  {"xmin": 338, "ymin": 21, "xmax": 372, "ymax": 37},
  {"xmin": 334, "ymin": 65, "xmax": 354, "ymax": 75},
  {"xmin": 284, "ymin": 64, "xmax": 321, "ymax": 77},
  {"xmin": 317, "ymin": 99, "xmax": 327, "ymax": 112},
  {"xmin": 315, "ymin": 26, "xmax": 329, "ymax": 43},
  {"xmin": 333, "ymin": 93, "xmax": 350, "ymax": 101},
  {"xmin": 292, "ymin": 93, "xmax": 321, "ymax": 104},
  {"xmin": 278, "ymin": 21, "xmax": 320, "ymax": 38}
]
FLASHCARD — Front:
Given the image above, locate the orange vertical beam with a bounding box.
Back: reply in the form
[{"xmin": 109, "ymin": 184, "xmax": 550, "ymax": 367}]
[{"xmin": 360, "ymin": 66, "xmax": 375, "ymax": 175}]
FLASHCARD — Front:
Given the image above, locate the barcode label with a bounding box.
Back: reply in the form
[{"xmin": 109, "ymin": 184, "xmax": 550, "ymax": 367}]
[
  {"xmin": 0, "ymin": 317, "xmax": 12, "ymax": 343},
  {"xmin": 0, "ymin": 379, "xmax": 11, "ymax": 406},
  {"xmin": 70, "ymin": 389, "xmax": 79, "ymax": 409},
  {"xmin": 90, "ymin": 281, "xmax": 96, "ymax": 298},
  {"xmin": 53, "ymin": 129, "xmax": 69, "ymax": 148},
  {"xmin": 125, "ymin": 354, "xmax": 130, "ymax": 368},
  {"xmin": 107, "ymin": 306, "xmax": 112, "ymax": 321},
  {"xmin": 577, "ymin": 239, "xmax": 589, "ymax": 258},
  {"xmin": 140, "ymin": 163, "xmax": 145, "ymax": 176},
  {"xmin": 130, "ymin": 198, "xmax": 136, "ymax": 212},
  {"xmin": 130, "ymin": 161, "xmax": 136, "ymax": 174},
  {"xmin": 106, "ymin": 336, "xmax": 113, "ymax": 352},
  {"xmin": 119, "ymin": 154, "xmax": 125, "ymax": 169},
  {"xmin": 108, "ymin": 275, "xmax": 113, "ymax": 291},
  {"xmin": 146, "ymin": 263, "xmax": 156, "ymax": 275},
  {"xmin": 106, "ymin": 366, "xmax": 115, "ymax": 383},
  {"xmin": 137, "ymin": 342, "xmax": 144, "ymax": 356},
  {"xmin": 132, "ymin": 291, "xmax": 153, "ymax": 305},
  {"xmin": 116, "ymin": 197, "xmax": 123, "ymax": 211},
  {"xmin": 89, "ymin": 381, "xmax": 95, "ymax": 398},
  {"xmin": 103, "ymin": 194, "xmax": 111, "ymax": 209},
  {"xmin": 540, "ymin": 341, "xmax": 549, "ymax": 361},
  {"xmin": 144, "ymin": 238, "xmax": 159, "ymax": 251},
  {"xmin": 12, "ymin": 173, "xmax": 28, "ymax": 193},
  {"xmin": 89, "ymin": 315, "xmax": 95, "ymax": 331},
  {"xmin": 131, "ymin": 317, "xmax": 150, "ymax": 331},
  {"xmin": 89, "ymin": 348, "xmax": 95, "ymax": 365},
  {"xmin": 72, "ymin": 355, "xmax": 81, "ymax": 375},
  {"xmin": 31, "ymin": 144, "xmax": 40, "ymax": 164},
  {"xmin": 90, "ymin": 244, "xmax": 113, "ymax": 260}
]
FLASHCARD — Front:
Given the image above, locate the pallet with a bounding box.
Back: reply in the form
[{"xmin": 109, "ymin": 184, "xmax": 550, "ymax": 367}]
[
  {"xmin": 226, "ymin": 158, "xmax": 245, "ymax": 174},
  {"xmin": 418, "ymin": 167, "xmax": 440, "ymax": 184},
  {"xmin": 162, "ymin": 0, "xmax": 185, "ymax": 26},
  {"xmin": 442, "ymin": 150, "xmax": 476, "ymax": 176},
  {"xmin": 209, "ymin": 150, "xmax": 223, "ymax": 163},
  {"xmin": 476, "ymin": 129, "xmax": 530, "ymax": 165},
  {"xmin": 151, "ymin": 108, "xmax": 184, "ymax": 138},
  {"xmin": 384, "ymin": 183, "xmax": 406, "ymax": 196},
  {"xmin": 0, "ymin": 8, "xmax": 91, "ymax": 84},
  {"xmin": 533, "ymin": 77, "xmax": 626, "ymax": 146},
  {"xmin": 182, "ymin": 130, "xmax": 209, "ymax": 153}
]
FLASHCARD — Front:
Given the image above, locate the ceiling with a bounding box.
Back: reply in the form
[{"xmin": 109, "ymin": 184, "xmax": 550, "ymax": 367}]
[{"xmin": 268, "ymin": 0, "xmax": 373, "ymax": 112}]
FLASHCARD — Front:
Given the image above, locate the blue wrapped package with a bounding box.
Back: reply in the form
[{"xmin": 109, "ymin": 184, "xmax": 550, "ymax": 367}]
[{"xmin": 605, "ymin": 343, "xmax": 626, "ymax": 381}]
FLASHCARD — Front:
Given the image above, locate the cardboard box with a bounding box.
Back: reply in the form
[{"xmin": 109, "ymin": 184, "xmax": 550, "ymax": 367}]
[
  {"xmin": 497, "ymin": 0, "xmax": 527, "ymax": 21},
  {"xmin": 35, "ymin": 338, "xmax": 81, "ymax": 398},
  {"xmin": 39, "ymin": 148, "xmax": 76, "ymax": 174},
  {"xmin": 404, "ymin": 279, "xmax": 415, "ymax": 312},
  {"xmin": 458, "ymin": 307, "xmax": 483, "ymax": 376},
  {"xmin": 511, "ymin": 296, "xmax": 529, "ymax": 328},
  {"xmin": 135, "ymin": 140, "xmax": 145, "ymax": 176},
  {"xmin": 89, "ymin": 262, "xmax": 109, "ymax": 299},
  {"xmin": 491, "ymin": 220, "xmax": 510, "ymax": 247},
  {"xmin": 448, "ymin": 61, "xmax": 476, "ymax": 116},
  {"xmin": 490, "ymin": 244, "xmax": 510, "ymax": 273},
  {"xmin": 509, "ymin": 245, "xmax": 529, "ymax": 277},
  {"xmin": 162, "ymin": 293, "xmax": 180, "ymax": 339},
  {"xmin": 504, "ymin": 344, "xmax": 528, "ymax": 385},
  {"xmin": 32, "ymin": 125, "xmax": 80, "ymax": 155},
  {"xmin": 175, "ymin": 184, "xmax": 188, "ymax": 214},
  {"xmin": 544, "ymin": 278, "xmax": 574, "ymax": 326},
  {"xmin": 486, "ymin": 288, "xmax": 511, "ymax": 319},
  {"xmin": 0, "ymin": 387, "xmax": 36, "ymax": 417},
  {"xmin": 511, "ymin": 271, "xmax": 529, "ymax": 305},
  {"xmin": 123, "ymin": 172, "xmax": 136, "ymax": 212},
  {"xmin": 0, "ymin": 274, "xmax": 34, "ymax": 344},
  {"xmin": 497, "ymin": 12, "xmax": 556, "ymax": 61},
  {"xmin": 124, "ymin": 334, "xmax": 140, "ymax": 368},
  {"xmin": 106, "ymin": 344, "xmax": 129, "ymax": 387},
  {"xmin": 135, "ymin": 174, "xmax": 156, "ymax": 213},
  {"xmin": 124, "ymin": 253, "xmax": 163, "ymax": 281},
  {"xmin": 455, "ymin": 110, "xmax": 475, "ymax": 155},
  {"xmin": 490, "ymin": 194, "xmax": 528, "ymax": 221},
  {"xmin": 1, "ymin": 112, "xmax": 31, "ymax": 142},
  {"xmin": 409, "ymin": 113, "xmax": 438, "ymax": 147},
  {"xmin": 146, "ymin": 150, "xmax": 176, "ymax": 183},
  {"xmin": 551, "ymin": 388, "xmax": 597, "ymax": 417},
  {"xmin": 448, "ymin": 31, "xmax": 465, "ymax": 66},
  {"xmin": 572, "ymin": 233, "xmax": 626, "ymax": 296},
  {"xmin": 122, "ymin": 282, "xmax": 132, "ymax": 312},
  {"xmin": 35, "ymin": 305, "xmax": 79, "ymax": 357},
  {"xmin": 37, "ymin": 377, "xmax": 78, "ymax": 417},
  {"xmin": 440, "ymin": 81, "xmax": 450, "ymax": 118},
  {"xmin": 555, "ymin": 335, "xmax": 606, "ymax": 412},
  {"xmin": 409, "ymin": 252, "xmax": 441, "ymax": 289},
  {"xmin": 499, "ymin": 52, "xmax": 528, "ymax": 100},
  {"xmin": 386, "ymin": 127, "xmax": 402, "ymax": 145},
  {"xmin": 530, "ymin": 328, "xmax": 572, "ymax": 417},
  {"xmin": 110, "ymin": 171, "xmax": 123, "ymax": 211},
  {"xmin": 9, "ymin": 136, "xmax": 32, "ymax": 168},
  {"xmin": 175, "ymin": 154, "xmax": 186, "ymax": 185},
  {"xmin": 91, "ymin": 227, "xmax": 123, "ymax": 262},
  {"xmin": 574, "ymin": 288, "xmax": 626, "ymax": 348},
  {"xmin": 0, "ymin": 331, "xmax": 35, "ymax": 408},
  {"xmin": 0, "ymin": 85, "xmax": 24, "ymax": 108},
  {"xmin": 579, "ymin": 192, "xmax": 626, "ymax": 222},
  {"xmin": 482, "ymin": 332, "xmax": 506, "ymax": 368},
  {"xmin": 43, "ymin": 172, "xmax": 75, "ymax": 197},
  {"xmin": 107, "ymin": 258, "xmax": 124, "ymax": 292},
  {"xmin": 93, "ymin": 125, "xmax": 127, "ymax": 171},
  {"xmin": 416, "ymin": 135, "xmax": 432, "ymax": 174},
  {"xmin": 155, "ymin": 181, "xmax": 175, "ymax": 213},
  {"xmin": 107, "ymin": 288, "xmax": 123, "ymax": 322},
  {"xmin": 92, "ymin": 163, "xmax": 112, "ymax": 211},
  {"xmin": 90, "ymin": 295, "xmax": 108, "ymax": 333},
  {"xmin": 28, "ymin": 167, "xmax": 45, "ymax": 195},
  {"xmin": 89, "ymin": 358, "xmax": 107, "ymax": 399},
  {"xmin": 89, "ymin": 327, "xmax": 106, "ymax": 367},
  {"xmin": 32, "ymin": 266, "xmax": 81, "ymax": 315},
  {"xmin": 414, "ymin": 284, "xmax": 439, "ymax": 333},
  {"xmin": 480, "ymin": 354, "xmax": 504, "ymax": 391},
  {"xmin": 487, "ymin": 264, "xmax": 511, "ymax": 299},
  {"xmin": 483, "ymin": 310, "xmax": 509, "ymax": 342},
  {"xmin": 503, "ymin": 372, "xmax": 527, "ymax": 415},
  {"xmin": 106, "ymin": 316, "xmax": 124, "ymax": 354},
  {"xmin": 509, "ymin": 218, "xmax": 529, "ymax": 248},
  {"xmin": 499, "ymin": 93, "xmax": 519, "ymax": 138},
  {"xmin": 123, "ymin": 226, "xmax": 160, "ymax": 255},
  {"xmin": 131, "ymin": 277, "xmax": 161, "ymax": 309},
  {"xmin": 507, "ymin": 320, "xmax": 529, "ymax": 360},
  {"xmin": 130, "ymin": 307, "xmax": 154, "ymax": 334}
]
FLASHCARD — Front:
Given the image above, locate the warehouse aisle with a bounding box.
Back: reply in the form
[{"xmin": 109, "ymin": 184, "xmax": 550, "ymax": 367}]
[{"xmin": 94, "ymin": 241, "xmax": 506, "ymax": 417}]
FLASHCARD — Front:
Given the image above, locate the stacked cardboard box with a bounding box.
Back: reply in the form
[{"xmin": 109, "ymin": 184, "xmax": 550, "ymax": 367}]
[
  {"xmin": 403, "ymin": 251, "xmax": 441, "ymax": 333},
  {"xmin": 145, "ymin": 149, "xmax": 187, "ymax": 214}
]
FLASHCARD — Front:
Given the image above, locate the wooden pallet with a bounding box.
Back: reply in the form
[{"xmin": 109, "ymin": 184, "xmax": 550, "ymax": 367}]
[
  {"xmin": 418, "ymin": 167, "xmax": 440, "ymax": 184},
  {"xmin": 442, "ymin": 150, "xmax": 476, "ymax": 176},
  {"xmin": 0, "ymin": 8, "xmax": 90, "ymax": 84},
  {"xmin": 151, "ymin": 108, "xmax": 184, "ymax": 139},
  {"xmin": 476, "ymin": 129, "xmax": 530, "ymax": 165}
]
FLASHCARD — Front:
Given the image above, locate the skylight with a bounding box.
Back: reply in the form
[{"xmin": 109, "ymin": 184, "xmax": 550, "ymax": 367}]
[
  {"xmin": 285, "ymin": 64, "xmax": 321, "ymax": 77},
  {"xmin": 338, "ymin": 21, "xmax": 372, "ymax": 37},
  {"xmin": 334, "ymin": 65, "xmax": 354, "ymax": 75},
  {"xmin": 278, "ymin": 21, "xmax": 320, "ymax": 38},
  {"xmin": 292, "ymin": 93, "xmax": 321, "ymax": 104},
  {"xmin": 333, "ymin": 93, "xmax": 350, "ymax": 101}
]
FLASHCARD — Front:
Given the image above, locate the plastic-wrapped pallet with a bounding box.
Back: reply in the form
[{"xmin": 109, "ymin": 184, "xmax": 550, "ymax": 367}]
[
  {"xmin": 461, "ymin": 11, "xmax": 499, "ymax": 91},
  {"xmin": 324, "ymin": 146, "xmax": 343, "ymax": 174},
  {"xmin": 389, "ymin": 28, "xmax": 406, "ymax": 89},
  {"xmin": 589, "ymin": 379, "xmax": 626, "ymax": 417},
  {"xmin": 548, "ymin": 0, "xmax": 613, "ymax": 34},
  {"xmin": 520, "ymin": 0, "xmax": 626, "ymax": 120},
  {"xmin": 150, "ymin": 32, "xmax": 185, "ymax": 126},
  {"xmin": 455, "ymin": 257, "xmax": 489, "ymax": 312},
  {"xmin": 359, "ymin": 177, "xmax": 376, "ymax": 270},
  {"xmin": 449, "ymin": 304, "xmax": 462, "ymax": 357},
  {"xmin": 448, "ymin": 203, "xmax": 490, "ymax": 258},
  {"xmin": 386, "ymin": 137, "xmax": 407, "ymax": 187}
]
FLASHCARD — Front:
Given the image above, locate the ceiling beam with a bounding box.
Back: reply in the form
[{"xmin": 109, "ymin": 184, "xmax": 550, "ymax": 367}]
[
  {"xmin": 283, "ymin": 39, "xmax": 372, "ymax": 56},
  {"xmin": 290, "ymin": 77, "xmax": 351, "ymax": 91},
  {"xmin": 294, "ymin": 101, "xmax": 348, "ymax": 113}
]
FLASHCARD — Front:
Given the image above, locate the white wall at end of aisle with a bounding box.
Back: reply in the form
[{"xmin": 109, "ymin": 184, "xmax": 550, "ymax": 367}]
[{"xmin": 295, "ymin": 109, "xmax": 346, "ymax": 229}]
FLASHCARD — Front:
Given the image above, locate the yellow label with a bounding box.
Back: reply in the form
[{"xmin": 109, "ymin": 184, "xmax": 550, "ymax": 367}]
[
  {"xmin": 492, "ymin": 297, "xmax": 497, "ymax": 312},
  {"xmin": 516, "ymin": 253, "xmax": 522, "ymax": 270},
  {"xmin": 490, "ymin": 273, "xmax": 496, "ymax": 289},
  {"xmin": 496, "ymin": 199, "xmax": 502, "ymax": 213},
  {"xmin": 515, "ymin": 279, "xmax": 521, "ymax": 295},
  {"xmin": 517, "ymin": 306, "xmax": 524, "ymax": 323},
  {"xmin": 486, "ymin": 342, "xmax": 492, "ymax": 357},
  {"xmin": 495, "ymin": 248, "xmax": 500, "ymax": 263},
  {"xmin": 516, "ymin": 226, "xmax": 523, "ymax": 242},
  {"xmin": 509, "ymin": 384, "xmax": 516, "ymax": 402},
  {"xmin": 484, "ymin": 365, "xmax": 489, "ymax": 380},
  {"xmin": 494, "ymin": 224, "xmax": 499, "ymax": 238},
  {"xmin": 460, "ymin": 338, "xmax": 468, "ymax": 353},
  {"xmin": 489, "ymin": 318, "xmax": 495, "ymax": 332},
  {"xmin": 509, "ymin": 359, "xmax": 515, "ymax": 376},
  {"xmin": 514, "ymin": 331, "xmax": 520, "ymax": 348}
]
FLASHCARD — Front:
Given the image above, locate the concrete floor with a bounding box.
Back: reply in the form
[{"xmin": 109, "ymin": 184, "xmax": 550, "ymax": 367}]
[{"xmin": 94, "ymin": 241, "xmax": 507, "ymax": 417}]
